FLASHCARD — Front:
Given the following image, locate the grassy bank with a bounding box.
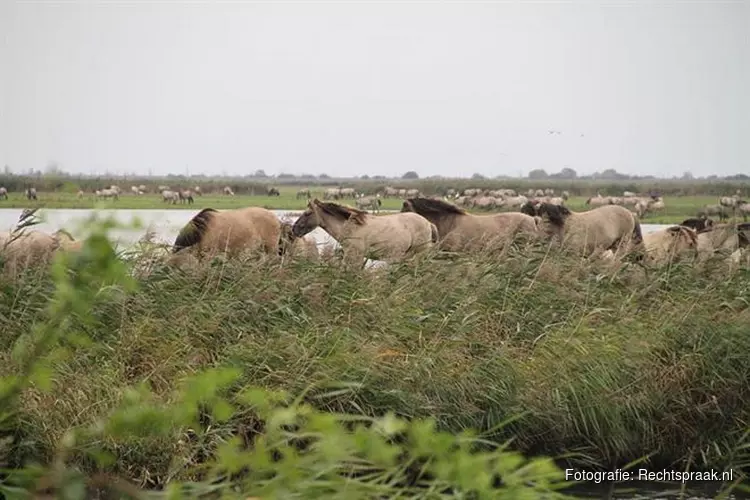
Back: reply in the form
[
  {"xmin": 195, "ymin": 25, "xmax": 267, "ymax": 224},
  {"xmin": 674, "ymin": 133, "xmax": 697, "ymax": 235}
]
[
  {"xmin": 0, "ymin": 189, "xmax": 733, "ymax": 225},
  {"xmin": 1, "ymin": 220, "xmax": 749, "ymax": 497}
]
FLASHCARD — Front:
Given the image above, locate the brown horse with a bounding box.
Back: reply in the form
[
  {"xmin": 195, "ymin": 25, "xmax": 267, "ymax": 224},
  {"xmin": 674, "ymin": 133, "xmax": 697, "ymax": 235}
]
[
  {"xmin": 642, "ymin": 226, "xmax": 698, "ymax": 264},
  {"xmin": 292, "ymin": 199, "xmax": 437, "ymax": 265},
  {"xmin": 173, "ymin": 207, "xmax": 282, "ymax": 259},
  {"xmin": 400, "ymin": 197, "xmax": 537, "ymax": 253},
  {"xmin": 529, "ymin": 203, "xmax": 643, "ymax": 257}
]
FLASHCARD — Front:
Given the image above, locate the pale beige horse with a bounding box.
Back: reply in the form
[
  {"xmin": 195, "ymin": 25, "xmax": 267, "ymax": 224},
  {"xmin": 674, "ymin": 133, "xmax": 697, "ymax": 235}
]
[
  {"xmin": 642, "ymin": 226, "xmax": 698, "ymax": 264},
  {"xmin": 530, "ymin": 203, "xmax": 643, "ymax": 258},
  {"xmin": 400, "ymin": 197, "xmax": 538, "ymax": 253},
  {"xmin": 0, "ymin": 229, "xmax": 84, "ymax": 276},
  {"xmin": 291, "ymin": 199, "xmax": 438, "ymax": 264},
  {"xmin": 696, "ymin": 223, "xmax": 750, "ymax": 257},
  {"xmin": 172, "ymin": 207, "xmax": 282, "ymax": 259}
]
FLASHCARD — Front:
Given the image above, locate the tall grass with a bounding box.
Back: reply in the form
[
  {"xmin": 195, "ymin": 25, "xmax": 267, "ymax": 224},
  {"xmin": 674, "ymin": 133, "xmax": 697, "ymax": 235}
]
[{"xmin": 1, "ymin": 218, "xmax": 749, "ymax": 497}]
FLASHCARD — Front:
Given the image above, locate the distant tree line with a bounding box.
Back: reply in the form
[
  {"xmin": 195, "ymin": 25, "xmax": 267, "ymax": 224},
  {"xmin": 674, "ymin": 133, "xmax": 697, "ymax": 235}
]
[{"xmin": 0, "ymin": 164, "xmax": 748, "ymax": 197}]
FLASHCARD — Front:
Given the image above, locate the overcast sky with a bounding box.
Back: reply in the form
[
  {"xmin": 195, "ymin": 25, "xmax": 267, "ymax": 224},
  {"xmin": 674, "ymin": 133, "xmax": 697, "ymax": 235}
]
[{"xmin": 1, "ymin": 1, "xmax": 747, "ymax": 178}]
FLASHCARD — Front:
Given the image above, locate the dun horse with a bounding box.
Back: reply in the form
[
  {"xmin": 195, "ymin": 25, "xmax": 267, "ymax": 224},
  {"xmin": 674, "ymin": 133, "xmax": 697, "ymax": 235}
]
[
  {"xmin": 642, "ymin": 226, "xmax": 698, "ymax": 264},
  {"xmin": 172, "ymin": 206, "xmax": 282, "ymax": 259},
  {"xmin": 292, "ymin": 199, "xmax": 437, "ymax": 265},
  {"xmin": 524, "ymin": 202, "xmax": 643, "ymax": 258},
  {"xmin": 400, "ymin": 197, "xmax": 538, "ymax": 253}
]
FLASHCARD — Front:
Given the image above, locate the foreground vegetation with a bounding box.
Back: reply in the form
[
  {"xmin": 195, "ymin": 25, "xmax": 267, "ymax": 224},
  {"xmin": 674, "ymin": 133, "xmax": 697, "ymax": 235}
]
[
  {"xmin": 1, "ymin": 216, "xmax": 749, "ymax": 498},
  {"xmin": 0, "ymin": 188, "xmax": 735, "ymax": 225}
]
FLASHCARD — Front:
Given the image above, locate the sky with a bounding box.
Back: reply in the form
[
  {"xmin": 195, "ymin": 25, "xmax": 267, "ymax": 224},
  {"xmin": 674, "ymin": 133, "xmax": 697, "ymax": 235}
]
[{"xmin": 1, "ymin": 1, "xmax": 748, "ymax": 179}]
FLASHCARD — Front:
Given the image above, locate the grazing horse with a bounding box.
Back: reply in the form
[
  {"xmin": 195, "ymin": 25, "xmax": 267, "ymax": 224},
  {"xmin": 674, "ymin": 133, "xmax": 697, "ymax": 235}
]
[
  {"xmin": 642, "ymin": 226, "xmax": 698, "ymax": 264},
  {"xmin": 162, "ymin": 190, "xmax": 180, "ymax": 204},
  {"xmin": 267, "ymin": 187, "xmax": 280, "ymax": 196},
  {"xmin": 26, "ymin": 188, "xmax": 37, "ymax": 201},
  {"xmin": 223, "ymin": 186, "xmax": 235, "ymax": 196},
  {"xmin": 172, "ymin": 206, "xmax": 282, "ymax": 259},
  {"xmin": 355, "ymin": 196, "xmax": 382, "ymax": 213},
  {"xmin": 401, "ymin": 197, "xmax": 538, "ymax": 253},
  {"xmin": 296, "ymin": 188, "xmax": 312, "ymax": 200},
  {"xmin": 0, "ymin": 187, "xmax": 7, "ymax": 200},
  {"xmin": 292, "ymin": 199, "xmax": 437, "ymax": 265},
  {"xmin": 680, "ymin": 217, "xmax": 714, "ymax": 232},
  {"xmin": 95, "ymin": 188, "xmax": 119, "ymax": 201},
  {"xmin": 179, "ymin": 190, "xmax": 194, "ymax": 204},
  {"xmin": 528, "ymin": 203, "xmax": 643, "ymax": 258},
  {"xmin": 697, "ymin": 204, "xmax": 730, "ymax": 222}
]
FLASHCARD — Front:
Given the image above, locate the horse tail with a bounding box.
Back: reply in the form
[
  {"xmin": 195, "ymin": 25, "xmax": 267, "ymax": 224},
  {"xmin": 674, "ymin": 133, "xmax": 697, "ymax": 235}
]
[
  {"xmin": 173, "ymin": 208, "xmax": 217, "ymax": 253},
  {"xmin": 430, "ymin": 223, "xmax": 439, "ymax": 244}
]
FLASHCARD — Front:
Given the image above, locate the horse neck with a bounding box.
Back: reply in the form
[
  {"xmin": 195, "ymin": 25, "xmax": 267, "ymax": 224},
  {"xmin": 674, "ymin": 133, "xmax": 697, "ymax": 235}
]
[
  {"xmin": 421, "ymin": 211, "xmax": 456, "ymax": 235},
  {"xmin": 315, "ymin": 210, "xmax": 353, "ymax": 239}
]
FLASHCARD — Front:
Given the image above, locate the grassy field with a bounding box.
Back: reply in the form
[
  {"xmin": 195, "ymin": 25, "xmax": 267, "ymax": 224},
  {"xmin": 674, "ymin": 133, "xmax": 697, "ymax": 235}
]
[
  {"xmin": 0, "ymin": 187, "xmax": 735, "ymax": 225},
  {"xmin": 0, "ymin": 220, "xmax": 748, "ymax": 497}
]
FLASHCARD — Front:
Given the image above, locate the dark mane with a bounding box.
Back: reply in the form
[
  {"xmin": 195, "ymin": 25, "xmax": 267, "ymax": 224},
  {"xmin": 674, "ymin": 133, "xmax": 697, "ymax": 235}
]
[
  {"xmin": 519, "ymin": 202, "xmax": 539, "ymax": 217},
  {"xmin": 316, "ymin": 201, "xmax": 369, "ymax": 225},
  {"xmin": 173, "ymin": 208, "xmax": 218, "ymax": 253},
  {"xmin": 403, "ymin": 197, "xmax": 467, "ymax": 216},
  {"xmin": 666, "ymin": 225, "xmax": 698, "ymax": 245},
  {"xmin": 680, "ymin": 217, "xmax": 712, "ymax": 232},
  {"xmin": 537, "ymin": 203, "xmax": 571, "ymax": 227}
]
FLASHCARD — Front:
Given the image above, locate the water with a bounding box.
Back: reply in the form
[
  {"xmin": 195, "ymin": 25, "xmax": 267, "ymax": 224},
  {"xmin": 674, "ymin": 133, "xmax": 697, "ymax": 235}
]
[{"xmin": 0, "ymin": 207, "xmax": 672, "ymax": 251}]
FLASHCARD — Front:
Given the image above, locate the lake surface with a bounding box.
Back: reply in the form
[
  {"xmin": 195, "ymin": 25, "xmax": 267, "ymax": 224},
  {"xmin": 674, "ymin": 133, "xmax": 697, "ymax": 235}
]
[{"xmin": 0, "ymin": 207, "xmax": 673, "ymax": 251}]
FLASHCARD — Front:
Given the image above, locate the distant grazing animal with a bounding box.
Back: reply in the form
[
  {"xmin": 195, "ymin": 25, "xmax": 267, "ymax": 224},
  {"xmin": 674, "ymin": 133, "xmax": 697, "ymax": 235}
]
[
  {"xmin": 296, "ymin": 188, "xmax": 311, "ymax": 200},
  {"xmin": 26, "ymin": 187, "xmax": 37, "ymax": 201},
  {"xmin": 278, "ymin": 223, "xmax": 320, "ymax": 262},
  {"xmin": 680, "ymin": 217, "xmax": 714, "ymax": 232},
  {"xmin": 738, "ymin": 203, "xmax": 750, "ymax": 222},
  {"xmin": 292, "ymin": 199, "xmax": 437, "ymax": 265},
  {"xmin": 0, "ymin": 187, "xmax": 7, "ymax": 200},
  {"xmin": 179, "ymin": 190, "xmax": 194, "ymax": 204},
  {"xmin": 162, "ymin": 190, "xmax": 180, "ymax": 204},
  {"xmin": 95, "ymin": 188, "xmax": 119, "ymax": 200},
  {"xmin": 697, "ymin": 204, "xmax": 730, "ymax": 222},
  {"xmin": 76, "ymin": 190, "xmax": 85, "ymax": 199},
  {"xmin": 338, "ymin": 187, "xmax": 357, "ymax": 199},
  {"xmin": 323, "ymin": 188, "xmax": 341, "ymax": 200},
  {"xmin": 355, "ymin": 196, "xmax": 382, "ymax": 213},
  {"xmin": 223, "ymin": 186, "xmax": 235, "ymax": 196},
  {"xmin": 530, "ymin": 203, "xmax": 642, "ymax": 258},
  {"xmin": 173, "ymin": 206, "xmax": 282, "ymax": 259},
  {"xmin": 642, "ymin": 226, "xmax": 698, "ymax": 264},
  {"xmin": 585, "ymin": 195, "xmax": 611, "ymax": 207},
  {"xmin": 193, "ymin": 186, "xmax": 202, "ymax": 196},
  {"xmin": 267, "ymin": 187, "xmax": 280, "ymax": 196},
  {"xmin": 401, "ymin": 197, "xmax": 538, "ymax": 253}
]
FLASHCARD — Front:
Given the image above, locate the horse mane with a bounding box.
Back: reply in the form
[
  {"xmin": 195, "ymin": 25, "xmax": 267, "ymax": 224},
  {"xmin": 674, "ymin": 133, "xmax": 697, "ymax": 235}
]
[
  {"xmin": 54, "ymin": 228, "xmax": 75, "ymax": 242},
  {"xmin": 519, "ymin": 202, "xmax": 539, "ymax": 217},
  {"xmin": 315, "ymin": 201, "xmax": 369, "ymax": 225},
  {"xmin": 404, "ymin": 197, "xmax": 466, "ymax": 216},
  {"xmin": 537, "ymin": 203, "xmax": 571, "ymax": 227},
  {"xmin": 666, "ymin": 225, "xmax": 698, "ymax": 246},
  {"xmin": 172, "ymin": 208, "xmax": 218, "ymax": 253}
]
